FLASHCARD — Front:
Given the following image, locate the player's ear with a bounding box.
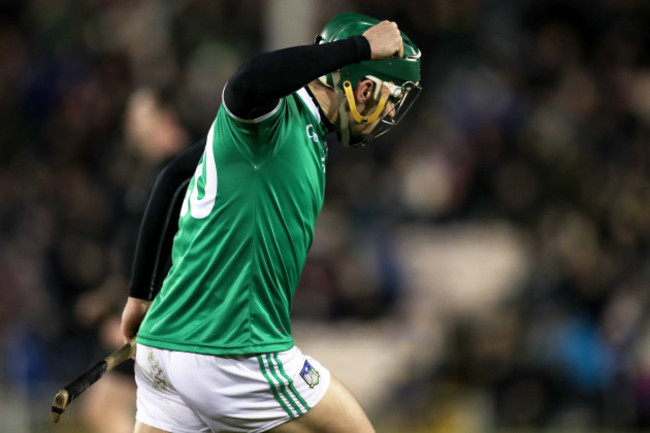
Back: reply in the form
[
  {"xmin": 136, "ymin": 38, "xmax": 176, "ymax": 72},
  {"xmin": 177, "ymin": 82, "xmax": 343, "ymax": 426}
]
[{"xmin": 354, "ymin": 79, "xmax": 375, "ymax": 103}]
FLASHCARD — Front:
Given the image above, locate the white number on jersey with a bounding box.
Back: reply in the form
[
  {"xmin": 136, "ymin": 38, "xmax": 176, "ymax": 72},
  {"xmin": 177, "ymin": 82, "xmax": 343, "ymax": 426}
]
[{"xmin": 180, "ymin": 124, "xmax": 218, "ymax": 219}]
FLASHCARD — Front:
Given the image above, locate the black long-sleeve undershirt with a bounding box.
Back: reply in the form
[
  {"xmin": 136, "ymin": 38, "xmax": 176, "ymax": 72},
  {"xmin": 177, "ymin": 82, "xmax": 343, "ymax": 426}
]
[
  {"xmin": 224, "ymin": 35, "xmax": 370, "ymax": 119},
  {"xmin": 128, "ymin": 36, "xmax": 371, "ymax": 300}
]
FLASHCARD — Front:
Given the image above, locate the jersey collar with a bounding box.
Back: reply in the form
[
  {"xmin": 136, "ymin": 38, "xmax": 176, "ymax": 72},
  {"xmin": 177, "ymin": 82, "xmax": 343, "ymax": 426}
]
[{"xmin": 299, "ymin": 86, "xmax": 336, "ymax": 133}]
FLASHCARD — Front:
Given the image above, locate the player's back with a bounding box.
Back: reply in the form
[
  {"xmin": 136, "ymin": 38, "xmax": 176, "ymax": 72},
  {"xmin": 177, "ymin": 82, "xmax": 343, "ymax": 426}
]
[{"xmin": 137, "ymin": 90, "xmax": 329, "ymax": 355}]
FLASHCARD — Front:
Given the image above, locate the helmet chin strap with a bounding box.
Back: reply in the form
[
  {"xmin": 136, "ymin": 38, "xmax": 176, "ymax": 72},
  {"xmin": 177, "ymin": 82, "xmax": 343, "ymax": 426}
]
[
  {"xmin": 324, "ymin": 71, "xmax": 352, "ymax": 146},
  {"xmin": 337, "ymin": 87, "xmax": 351, "ymax": 146},
  {"xmin": 319, "ymin": 73, "xmax": 390, "ymax": 147}
]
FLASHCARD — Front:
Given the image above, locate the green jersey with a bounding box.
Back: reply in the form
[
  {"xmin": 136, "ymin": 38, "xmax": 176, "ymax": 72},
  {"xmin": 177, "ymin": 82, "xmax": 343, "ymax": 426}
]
[{"xmin": 137, "ymin": 88, "xmax": 328, "ymax": 355}]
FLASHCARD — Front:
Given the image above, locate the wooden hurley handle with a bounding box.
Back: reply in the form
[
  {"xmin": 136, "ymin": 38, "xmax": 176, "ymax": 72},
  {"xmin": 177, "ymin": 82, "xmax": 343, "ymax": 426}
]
[{"xmin": 51, "ymin": 338, "xmax": 137, "ymax": 423}]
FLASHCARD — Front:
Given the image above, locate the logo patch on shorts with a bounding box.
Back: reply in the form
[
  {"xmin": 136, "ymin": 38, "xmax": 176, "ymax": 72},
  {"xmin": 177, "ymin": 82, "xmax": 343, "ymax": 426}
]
[{"xmin": 300, "ymin": 360, "xmax": 320, "ymax": 388}]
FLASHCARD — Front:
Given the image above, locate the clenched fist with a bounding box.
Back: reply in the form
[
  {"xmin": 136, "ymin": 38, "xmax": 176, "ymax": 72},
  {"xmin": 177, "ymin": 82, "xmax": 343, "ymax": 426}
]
[{"xmin": 362, "ymin": 20, "xmax": 404, "ymax": 60}]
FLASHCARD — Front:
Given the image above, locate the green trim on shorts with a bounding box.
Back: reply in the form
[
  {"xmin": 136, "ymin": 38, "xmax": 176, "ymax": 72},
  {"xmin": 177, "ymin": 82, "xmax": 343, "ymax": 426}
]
[
  {"xmin": 265, "ymin": 354, "xmax": 305, "ymax": 417},
  {"xmin": 258, "ymin": 355, "xmax": 297, "ymax": 419},
  {"xmin": 273, "ymin": 353, "xmax": 311, "ymax": 411},
  {"xmin": 257, "ymin": 353, "xmax": 312, "ymax": 419}
]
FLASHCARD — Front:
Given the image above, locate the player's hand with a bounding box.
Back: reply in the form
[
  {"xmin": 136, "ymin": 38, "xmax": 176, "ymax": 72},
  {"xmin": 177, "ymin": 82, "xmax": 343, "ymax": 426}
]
[
  {"xmin": 120, "ymin": 296, "xmax": 151, "ymax": 344},
  {"xmin": 362, "ymin": 20, "xmax": 404, "ymax": 61}
]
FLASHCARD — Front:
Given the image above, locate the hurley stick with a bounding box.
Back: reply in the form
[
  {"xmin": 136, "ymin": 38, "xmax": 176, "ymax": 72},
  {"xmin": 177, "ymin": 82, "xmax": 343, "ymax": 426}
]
[{"xmin": 51, "ymin": 337, "xmax": 137, "ymax": 423}]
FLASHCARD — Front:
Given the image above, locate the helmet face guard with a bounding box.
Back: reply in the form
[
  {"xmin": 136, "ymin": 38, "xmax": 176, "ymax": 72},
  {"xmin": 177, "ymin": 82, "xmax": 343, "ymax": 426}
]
[
  {"xmin": 357, "ymin": 79, "xmax": 422, "ymax": 146},
  {"xmin": 315, "ymin": 12, "xmax": 422, "ymax": 146}
]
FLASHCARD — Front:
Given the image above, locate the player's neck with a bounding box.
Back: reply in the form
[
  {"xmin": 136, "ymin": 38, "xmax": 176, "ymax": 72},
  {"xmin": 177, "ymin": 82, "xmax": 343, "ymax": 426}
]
[{"xmin": 307, "ymin": 80, "xmax": 339, "ymax": 127}]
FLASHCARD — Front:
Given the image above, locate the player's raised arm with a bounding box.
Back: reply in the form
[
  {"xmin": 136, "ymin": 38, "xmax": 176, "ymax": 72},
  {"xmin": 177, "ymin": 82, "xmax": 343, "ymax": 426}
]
[
  {"xmin": 223, "ymin": 19, "xmax": 408, "ymax": 121},
  {"xmin": 223, "ymin": 36, "xmax": 371, "ymax": 120}
]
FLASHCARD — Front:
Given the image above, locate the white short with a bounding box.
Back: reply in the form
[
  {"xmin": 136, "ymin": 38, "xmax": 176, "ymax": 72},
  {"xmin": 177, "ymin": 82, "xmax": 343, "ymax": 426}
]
[{"xmin": 134, "ymin": 344, "xmax": 331, "ymax": 433}]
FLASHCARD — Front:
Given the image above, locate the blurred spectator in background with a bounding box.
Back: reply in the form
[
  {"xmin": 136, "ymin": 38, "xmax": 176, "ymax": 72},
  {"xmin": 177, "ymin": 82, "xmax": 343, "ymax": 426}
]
[{"xmin": 72, "ymin": 86, "xmax": 188, "ymax": 433}]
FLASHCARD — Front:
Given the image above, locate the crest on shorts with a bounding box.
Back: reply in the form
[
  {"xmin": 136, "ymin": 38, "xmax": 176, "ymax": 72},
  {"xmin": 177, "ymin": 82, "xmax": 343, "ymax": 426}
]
[{"xmin": 300, "ymin": 360, "xmax": 320, "ymax": 388}]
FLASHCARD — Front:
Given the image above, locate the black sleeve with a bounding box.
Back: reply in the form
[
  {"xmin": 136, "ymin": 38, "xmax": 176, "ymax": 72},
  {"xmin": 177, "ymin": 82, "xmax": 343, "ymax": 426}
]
[
  {"xmin": 128, "ymin": 139, "xmax": 205, "ymax": 300},
  {"xmin": 224, "ymin": 35, "xmax": 371, "ymax": 119}
]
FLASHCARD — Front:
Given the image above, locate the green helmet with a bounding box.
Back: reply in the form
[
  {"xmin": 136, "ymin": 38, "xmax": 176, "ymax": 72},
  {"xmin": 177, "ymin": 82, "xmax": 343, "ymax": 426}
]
[
  {"xmin": 314, "ymin": 12, "xmax": 422, "ymax": 146},
  {"xmin": 315, "ymin": 12, "xmax": 421, "ymax": 89}
]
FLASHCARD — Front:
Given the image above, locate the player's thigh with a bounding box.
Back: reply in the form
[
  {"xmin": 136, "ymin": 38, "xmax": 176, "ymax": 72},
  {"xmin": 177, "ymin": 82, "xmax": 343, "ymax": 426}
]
[
  {"xmin": 134, "ymin": 420, "xmax": 169, "ymax": 433},
  {"xmin": 267, "ymin": 375, "xmax": 375, "ymax": 433}
]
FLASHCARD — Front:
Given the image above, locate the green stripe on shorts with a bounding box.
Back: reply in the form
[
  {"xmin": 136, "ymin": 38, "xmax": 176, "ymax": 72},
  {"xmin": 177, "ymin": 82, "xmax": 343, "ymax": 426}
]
[
  {"xmin": 265, "ymin": 354, "xmax": 305, "ymax": 417},
  {"xmin": 257, "ymin": 355, "xmax": 296, "ymax": 419},
  {"xmin": 273, "ymin": 353, "xmax": 311, "ymax": 411}
]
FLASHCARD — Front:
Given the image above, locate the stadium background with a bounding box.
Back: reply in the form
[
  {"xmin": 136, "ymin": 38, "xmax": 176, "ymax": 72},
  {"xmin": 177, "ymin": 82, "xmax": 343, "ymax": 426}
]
[{"xmin": 2, "ymin": 0, "xmax": 650, "ymax": 432}]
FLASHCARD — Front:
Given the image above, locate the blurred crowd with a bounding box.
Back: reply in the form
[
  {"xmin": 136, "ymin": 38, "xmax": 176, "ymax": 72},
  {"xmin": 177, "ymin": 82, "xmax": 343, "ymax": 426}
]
[{"xmin": 3, "ymin": 0, "xmax": 650, "ymax": 432}]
